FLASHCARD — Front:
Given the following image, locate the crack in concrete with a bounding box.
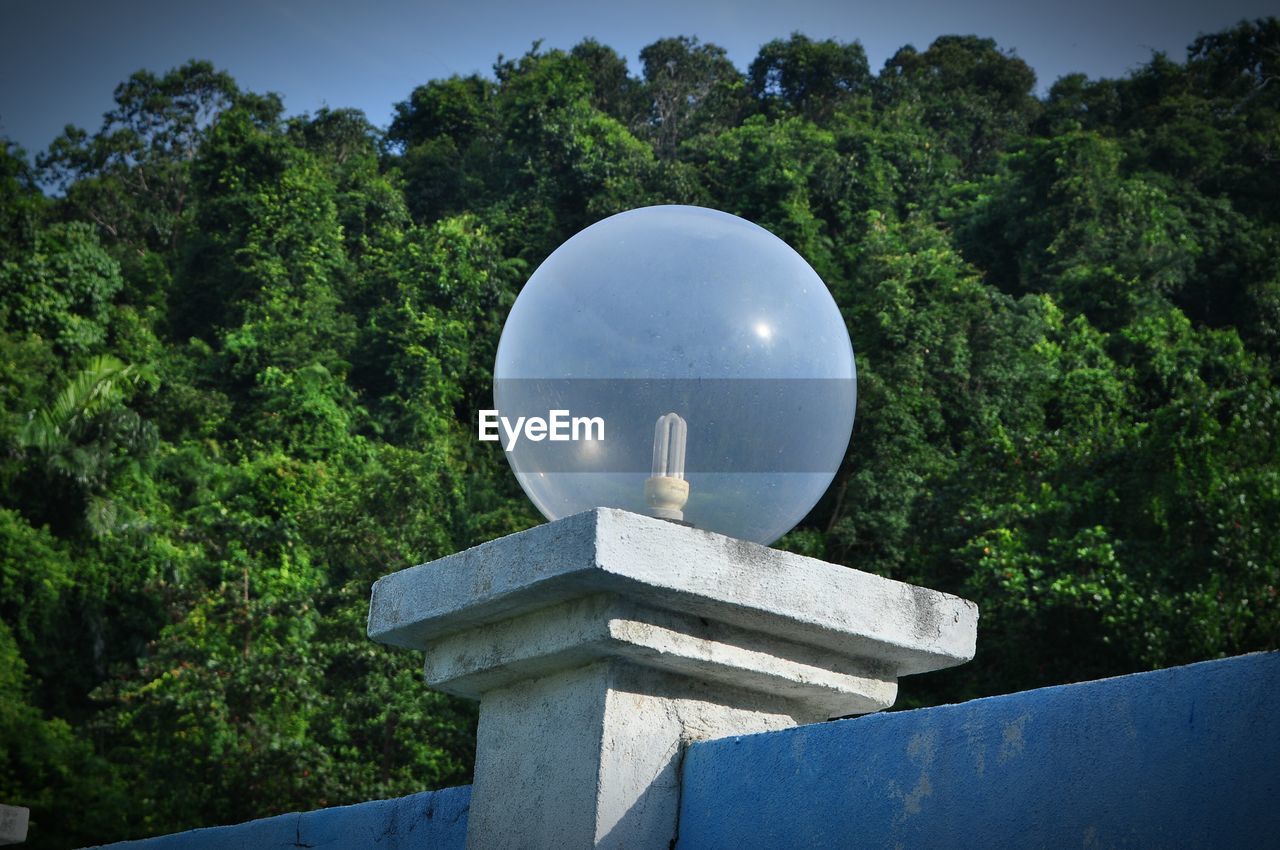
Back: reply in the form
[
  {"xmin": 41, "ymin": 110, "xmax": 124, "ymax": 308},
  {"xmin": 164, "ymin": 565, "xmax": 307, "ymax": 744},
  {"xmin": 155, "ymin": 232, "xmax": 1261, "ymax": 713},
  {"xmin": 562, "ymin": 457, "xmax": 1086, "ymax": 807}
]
[
  {"xmin": 668, "ymin": 741, "xmax": 689, "ymax": 850},
  {"xmin": 293, "ymin": 814, "xmax": 315, "ymax": 848}
]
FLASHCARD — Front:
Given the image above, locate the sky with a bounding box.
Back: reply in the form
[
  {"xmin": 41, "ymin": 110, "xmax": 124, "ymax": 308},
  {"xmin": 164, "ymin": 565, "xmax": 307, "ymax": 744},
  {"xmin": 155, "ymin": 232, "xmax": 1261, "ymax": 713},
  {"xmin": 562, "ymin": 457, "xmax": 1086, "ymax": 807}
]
[{"xmin": 1, "ymin": 0, "xmax": 1276, "ymax": 161}]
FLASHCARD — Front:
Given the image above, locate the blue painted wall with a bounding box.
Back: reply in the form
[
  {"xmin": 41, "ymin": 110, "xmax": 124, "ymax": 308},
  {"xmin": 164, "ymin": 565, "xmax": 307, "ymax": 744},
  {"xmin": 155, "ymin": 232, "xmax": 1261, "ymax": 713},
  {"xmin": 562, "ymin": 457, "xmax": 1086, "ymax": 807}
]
[
  {"xmin": 676, "ymin": 652, "xmax": 1280, "ymax": 849},
  {"xmin": 89, "ymin": 653, "xmax": 1280, "ymax": 849},
  {"xmin": 91, "ymin": 785, "xmax": 469, "ymax": 850}
]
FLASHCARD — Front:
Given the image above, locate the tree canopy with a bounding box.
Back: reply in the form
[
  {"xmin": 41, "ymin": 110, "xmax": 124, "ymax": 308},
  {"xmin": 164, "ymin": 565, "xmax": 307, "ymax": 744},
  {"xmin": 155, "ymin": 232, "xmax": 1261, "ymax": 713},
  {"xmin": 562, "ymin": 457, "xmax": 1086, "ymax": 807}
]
[{"xmin": 2, "ymin": 22, "xmax": 1279, "ymax": 847}]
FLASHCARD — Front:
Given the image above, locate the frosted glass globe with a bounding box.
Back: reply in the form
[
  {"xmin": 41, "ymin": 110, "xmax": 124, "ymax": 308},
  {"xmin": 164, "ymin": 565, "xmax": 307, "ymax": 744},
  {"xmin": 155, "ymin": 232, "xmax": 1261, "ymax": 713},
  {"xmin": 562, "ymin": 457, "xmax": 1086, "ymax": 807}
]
[{"xmin": 493, "ymin": 205, "xmax": 856, "ymax": 545}]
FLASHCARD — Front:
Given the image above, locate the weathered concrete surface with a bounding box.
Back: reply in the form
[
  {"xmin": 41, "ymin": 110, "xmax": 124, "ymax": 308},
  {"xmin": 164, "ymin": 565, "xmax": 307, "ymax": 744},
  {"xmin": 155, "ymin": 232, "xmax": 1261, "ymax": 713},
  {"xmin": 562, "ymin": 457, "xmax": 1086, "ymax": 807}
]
[
  {"xmin": 420, "ymin": 593, "xmax": 898, "ymax": 718},
  {"xmin": 469, "ymin": 661, "xmax": 799, "ymax": 850},
  {"xmin": 369, "ymin": 508, "xmax": 978, "ymax": 682},
  {"xmin": 86, "ymin": 786, "xmax": 469, "ymax": 850},
  {"xmin": 675, "ymin": 651, "xmax": 1280, "ymax": 849},
  {"xmin": 367, "ymin": 508, "xmax": 978, "ymax": 849},
  {"xmin": 0, "ymin": 805, "xmax": 29, "ymax": 846}
]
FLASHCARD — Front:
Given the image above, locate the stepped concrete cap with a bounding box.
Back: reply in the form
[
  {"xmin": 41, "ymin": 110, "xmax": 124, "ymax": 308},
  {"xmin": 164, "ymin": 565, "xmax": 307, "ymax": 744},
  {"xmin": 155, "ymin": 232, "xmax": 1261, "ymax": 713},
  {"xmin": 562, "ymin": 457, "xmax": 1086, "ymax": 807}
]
[
  {"xmin": 368, "ymin": 508, "xmax": 977, "ymax": 685},
  {"xmin": 367, "ymin": 508, "xmax": 978, "ymax": 849}
]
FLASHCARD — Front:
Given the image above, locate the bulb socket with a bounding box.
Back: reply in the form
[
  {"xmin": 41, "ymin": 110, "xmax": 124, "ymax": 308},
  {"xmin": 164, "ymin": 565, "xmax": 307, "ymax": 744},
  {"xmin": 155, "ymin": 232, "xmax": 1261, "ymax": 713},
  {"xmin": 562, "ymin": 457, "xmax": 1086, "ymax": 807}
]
[{"xmin": 644, "ymin": 475, "xmax": 690, "ymax": 521}]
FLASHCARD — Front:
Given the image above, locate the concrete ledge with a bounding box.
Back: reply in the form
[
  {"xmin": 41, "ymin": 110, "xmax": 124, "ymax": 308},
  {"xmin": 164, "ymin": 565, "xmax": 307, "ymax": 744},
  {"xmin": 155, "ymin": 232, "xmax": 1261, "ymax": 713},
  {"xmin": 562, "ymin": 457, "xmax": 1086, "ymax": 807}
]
[
  {"xmin": 369, "ymin": 508, "xmax": 977, "ymax": 677},
  {"xmin": 421, "ymin": 593, "xmax": 898, "ymax": 716}
]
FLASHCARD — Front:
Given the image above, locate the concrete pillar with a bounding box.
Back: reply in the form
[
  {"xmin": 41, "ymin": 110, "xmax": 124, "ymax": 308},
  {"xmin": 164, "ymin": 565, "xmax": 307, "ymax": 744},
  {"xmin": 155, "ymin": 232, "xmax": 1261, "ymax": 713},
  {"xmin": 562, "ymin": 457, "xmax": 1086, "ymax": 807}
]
[
  {"xmin": 0, "ymin": 805, "xmax": 29, "ymax": 846},
  {"xmin": 368, "ymin": 508, "xmax": 977, "ymax": 850}
]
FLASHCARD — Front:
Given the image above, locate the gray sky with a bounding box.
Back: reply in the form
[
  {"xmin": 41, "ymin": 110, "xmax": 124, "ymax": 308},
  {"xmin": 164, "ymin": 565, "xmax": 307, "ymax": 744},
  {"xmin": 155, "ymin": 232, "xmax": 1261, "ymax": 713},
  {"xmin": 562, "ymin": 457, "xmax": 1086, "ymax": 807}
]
[{"xmin": 1, "ymin": 0, "xmax": 1275, "ymax": 160}]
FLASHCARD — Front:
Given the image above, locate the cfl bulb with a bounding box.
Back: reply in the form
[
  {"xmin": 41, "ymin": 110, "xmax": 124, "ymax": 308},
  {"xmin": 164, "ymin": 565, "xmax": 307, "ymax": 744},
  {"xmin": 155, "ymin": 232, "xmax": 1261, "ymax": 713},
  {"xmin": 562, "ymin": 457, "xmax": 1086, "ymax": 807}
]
[
  {"xmin": 645, "ymin": 412, "xmax": 690, "ymax": 522},
  {"xmin": 651, "ymin": 412, "xmax": 687, "ymax": 479}
]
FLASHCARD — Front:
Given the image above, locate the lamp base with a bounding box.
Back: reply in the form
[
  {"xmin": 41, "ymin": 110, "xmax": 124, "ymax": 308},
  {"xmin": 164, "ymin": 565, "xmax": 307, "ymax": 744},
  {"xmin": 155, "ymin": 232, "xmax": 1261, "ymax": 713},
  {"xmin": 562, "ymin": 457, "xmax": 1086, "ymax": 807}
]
[{"xmin": 368, "ymin": 508, "xmax": 978, "ymax": 849}]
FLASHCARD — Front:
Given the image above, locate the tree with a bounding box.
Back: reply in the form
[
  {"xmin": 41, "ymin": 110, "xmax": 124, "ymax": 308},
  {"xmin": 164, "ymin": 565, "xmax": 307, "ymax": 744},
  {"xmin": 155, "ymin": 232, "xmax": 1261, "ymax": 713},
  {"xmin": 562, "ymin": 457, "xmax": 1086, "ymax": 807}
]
[
  {"xmin": 4, "ymin": 24, "xmax": 1280, "ymax": 847},
  {"xmin": 877, "ymin": 35, "xmax": 1040, "ymax": 174},
  {"xmin": 571, "ymin": 39, "xmax": 648, "ymax": 127},
  {"xmin": 750, "ymin": 34, "xmax": 872, "ymax": 123},
  {"xmin": 486, "ymin": 46, "xmax": 659, "ymax": 258},
  {"xmin": 638, "ymin": 36, "xmax": 751, "ymax": 157},
  {"xmin": 952, "ymin": 130, "xmax": 1197, "ymax": 329},
  {"xmin": 684, "ymin": 116, "xmax": 837, "ymax": 277},
  {"xmin": 39, "ymin": 61, "xmax": 281, "ymax": 256},
  {"xmin": 1, "ymin": 222, "xmax": 123, "ymax": 356},
  {"xmin": 0, "ymin": 141, "xmax": 43, "ymax": 255},
  {"xmin": 387, "ymin": 75, "xmax": 496, "ymax": 222}
]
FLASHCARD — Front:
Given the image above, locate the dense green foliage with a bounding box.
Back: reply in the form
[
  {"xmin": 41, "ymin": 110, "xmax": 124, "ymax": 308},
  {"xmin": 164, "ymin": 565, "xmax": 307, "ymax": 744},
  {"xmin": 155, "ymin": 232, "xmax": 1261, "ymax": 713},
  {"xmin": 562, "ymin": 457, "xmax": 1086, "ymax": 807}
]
[{"xmin": 2, "ymin": 22, "xmax": 1278, "ymax": 846}]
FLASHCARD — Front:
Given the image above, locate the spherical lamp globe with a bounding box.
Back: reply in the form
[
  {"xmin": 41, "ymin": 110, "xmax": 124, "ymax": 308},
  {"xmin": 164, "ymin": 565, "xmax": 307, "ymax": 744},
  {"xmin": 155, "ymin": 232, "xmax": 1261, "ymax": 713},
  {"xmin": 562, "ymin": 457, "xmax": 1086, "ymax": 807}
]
[{"xmin": 492, "ymin": 205, "xmax": 855, "ymax": 545}]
